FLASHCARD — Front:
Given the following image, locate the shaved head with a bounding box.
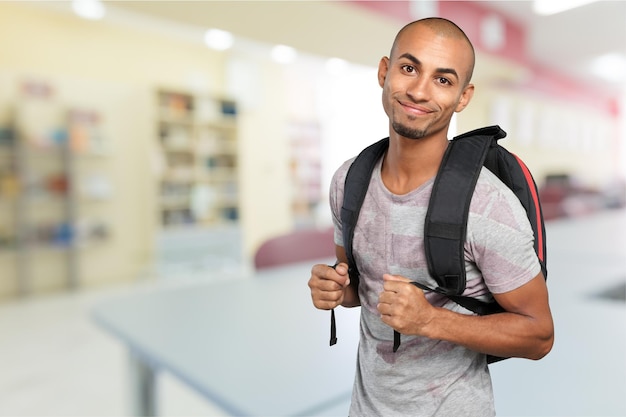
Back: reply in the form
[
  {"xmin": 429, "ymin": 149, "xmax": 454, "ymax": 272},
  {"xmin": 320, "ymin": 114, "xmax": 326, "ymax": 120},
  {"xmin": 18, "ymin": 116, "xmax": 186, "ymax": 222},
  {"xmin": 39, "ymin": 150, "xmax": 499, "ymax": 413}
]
[{"xmin": 391, "ymin": 18, "xmax": 475, "ymax": 85}]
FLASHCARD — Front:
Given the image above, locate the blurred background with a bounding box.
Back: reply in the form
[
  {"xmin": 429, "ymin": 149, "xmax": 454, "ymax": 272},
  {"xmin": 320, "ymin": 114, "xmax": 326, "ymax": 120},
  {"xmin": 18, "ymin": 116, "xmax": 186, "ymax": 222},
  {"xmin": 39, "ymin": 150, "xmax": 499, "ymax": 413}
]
[{"xmin": 0, "ymin": 1, "xmax": 624, "ymax": 416}]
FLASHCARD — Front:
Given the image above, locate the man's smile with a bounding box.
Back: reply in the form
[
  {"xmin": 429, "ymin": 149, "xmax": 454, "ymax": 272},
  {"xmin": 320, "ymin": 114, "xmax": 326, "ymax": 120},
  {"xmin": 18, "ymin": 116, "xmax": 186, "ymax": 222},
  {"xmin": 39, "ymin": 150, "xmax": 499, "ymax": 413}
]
[{"xmin": 398, "ymin": 99, "xmax": 434, "ymax": 116}]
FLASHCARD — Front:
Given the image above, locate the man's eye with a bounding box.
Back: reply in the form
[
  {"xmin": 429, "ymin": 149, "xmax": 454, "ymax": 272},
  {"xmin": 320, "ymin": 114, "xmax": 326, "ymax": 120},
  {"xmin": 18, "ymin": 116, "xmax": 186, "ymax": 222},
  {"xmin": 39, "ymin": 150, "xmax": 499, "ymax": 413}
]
[
  {"xmin": 402, "ymin": 65, "xmax": 415, "ymax": 73},
  {"xmin": 437, "ymin": 77, "xmax": 451, "ymax": 85}
]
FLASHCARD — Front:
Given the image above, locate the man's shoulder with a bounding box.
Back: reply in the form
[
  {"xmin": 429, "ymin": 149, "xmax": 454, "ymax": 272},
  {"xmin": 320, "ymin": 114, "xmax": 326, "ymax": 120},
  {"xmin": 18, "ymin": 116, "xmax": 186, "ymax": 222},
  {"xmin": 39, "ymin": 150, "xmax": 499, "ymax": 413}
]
[
  {"xmin": 331, "ymin": 155, "xmax": 358, "ymax": 187},
  {"xmin": 474, "ymin": 167, "xmax": 519, "ymax": 202},
  {"xmin": 471, "ymin": 167, "xmax": 532, "ymax": 229}
]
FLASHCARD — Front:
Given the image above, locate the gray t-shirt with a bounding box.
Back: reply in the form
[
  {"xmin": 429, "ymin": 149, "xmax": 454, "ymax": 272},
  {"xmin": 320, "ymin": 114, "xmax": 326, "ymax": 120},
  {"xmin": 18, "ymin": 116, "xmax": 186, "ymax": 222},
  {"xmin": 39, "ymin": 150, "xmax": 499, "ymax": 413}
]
[{"xmin": 330, "ymin": 156, "xmax": 541, "ymax": 417}]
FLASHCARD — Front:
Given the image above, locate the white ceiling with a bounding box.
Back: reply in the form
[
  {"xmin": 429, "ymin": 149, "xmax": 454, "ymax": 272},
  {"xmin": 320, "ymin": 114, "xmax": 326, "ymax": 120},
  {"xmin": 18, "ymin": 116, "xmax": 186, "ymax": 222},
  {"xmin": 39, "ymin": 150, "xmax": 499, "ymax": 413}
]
[
  {"xmin": 104, "ymin": 0, "xmax": 625, "ymax": 95},
  {"xmin": 482, "ymin": 0, "xmax": 626, "ymax": 93},
  {"xmin": 31, "ymin": 1, "xmax": 626, "ymax": 96}
]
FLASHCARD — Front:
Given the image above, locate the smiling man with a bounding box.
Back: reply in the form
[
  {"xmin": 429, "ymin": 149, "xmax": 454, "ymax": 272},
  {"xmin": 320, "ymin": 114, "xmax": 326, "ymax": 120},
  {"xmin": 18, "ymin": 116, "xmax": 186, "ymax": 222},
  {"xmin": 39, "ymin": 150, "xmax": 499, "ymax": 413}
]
[{"xmin": 308, "ymin": 18, "xmax": 554, "ymax": 416}]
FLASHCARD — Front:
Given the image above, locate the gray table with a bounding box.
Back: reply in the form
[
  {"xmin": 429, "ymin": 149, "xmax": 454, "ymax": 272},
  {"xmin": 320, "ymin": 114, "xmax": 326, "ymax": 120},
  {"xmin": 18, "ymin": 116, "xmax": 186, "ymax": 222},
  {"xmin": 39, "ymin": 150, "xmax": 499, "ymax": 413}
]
[
  {"xmin": 94, "ymin": 211, "xmax": 626, "ymax": 416},
  {"xmin": 92, "ymin": 261, "xmax": 360, "ymax": 416}
]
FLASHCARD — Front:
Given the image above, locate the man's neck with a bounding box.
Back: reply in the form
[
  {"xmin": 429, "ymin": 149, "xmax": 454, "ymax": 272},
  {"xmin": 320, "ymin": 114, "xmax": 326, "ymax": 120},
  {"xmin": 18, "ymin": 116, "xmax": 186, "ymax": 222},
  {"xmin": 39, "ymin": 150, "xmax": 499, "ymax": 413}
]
[{"xmin": 381, "ymin": 134, "xmax": 448, "ymax": 195}]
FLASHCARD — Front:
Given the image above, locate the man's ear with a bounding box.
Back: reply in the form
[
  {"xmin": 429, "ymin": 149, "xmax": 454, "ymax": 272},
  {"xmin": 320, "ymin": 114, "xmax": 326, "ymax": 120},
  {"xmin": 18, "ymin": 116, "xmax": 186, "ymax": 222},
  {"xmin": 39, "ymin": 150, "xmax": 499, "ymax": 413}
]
[
  {"xmin": 455, "ymin": 83, "xmax": 475, "ymax": 113},
  {"xmin": 378, "ymin": 57, "xmax": 389, "ymax": 88}
]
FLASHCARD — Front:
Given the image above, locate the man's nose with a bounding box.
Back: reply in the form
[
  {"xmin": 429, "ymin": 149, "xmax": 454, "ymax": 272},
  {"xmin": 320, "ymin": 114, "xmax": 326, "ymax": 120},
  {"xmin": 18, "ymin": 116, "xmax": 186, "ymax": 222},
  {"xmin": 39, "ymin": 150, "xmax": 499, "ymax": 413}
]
[{"xmin": 406, "ymin": 75, "xmax": 431, "ymax": 101}]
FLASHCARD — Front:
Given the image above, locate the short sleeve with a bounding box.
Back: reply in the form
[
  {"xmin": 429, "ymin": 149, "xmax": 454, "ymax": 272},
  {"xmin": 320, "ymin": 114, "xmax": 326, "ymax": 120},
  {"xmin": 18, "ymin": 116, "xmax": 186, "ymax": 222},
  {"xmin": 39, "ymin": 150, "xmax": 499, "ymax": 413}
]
[
  {"xmin": 466, "ymin": 170, "xmax": 542, "ymax": 294},
  {"xmin": 329, "ymin": 158, "xmax": 354, "ymax": 248}
]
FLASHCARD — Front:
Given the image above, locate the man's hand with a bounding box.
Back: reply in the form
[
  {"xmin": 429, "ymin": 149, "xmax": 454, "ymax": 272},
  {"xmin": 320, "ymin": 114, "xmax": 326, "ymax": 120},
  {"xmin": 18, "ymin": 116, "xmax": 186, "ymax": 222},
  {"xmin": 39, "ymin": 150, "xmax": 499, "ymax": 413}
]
[
  {"xmin": 308, "ymin": 263, "xmax": 350, "ymax": 310},
  {"xmin": 377, "ymin": 274, "xmax": 435, "ymax": 337},
  {"xmin": 378, "ymin": 273, "xmax": 554, "ymax": 360}
]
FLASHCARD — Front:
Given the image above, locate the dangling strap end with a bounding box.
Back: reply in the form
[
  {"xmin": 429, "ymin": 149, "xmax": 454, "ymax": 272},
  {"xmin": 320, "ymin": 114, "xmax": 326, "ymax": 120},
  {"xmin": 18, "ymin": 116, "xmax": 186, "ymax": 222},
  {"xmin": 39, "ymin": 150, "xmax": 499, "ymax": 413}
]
[
  {"xmin": 330, "ymin": 308, "xmax": 338, "ymax": 346},
  {"xmin": 393, "ymin": 330, "xmax": 401, "ymax": 352}
]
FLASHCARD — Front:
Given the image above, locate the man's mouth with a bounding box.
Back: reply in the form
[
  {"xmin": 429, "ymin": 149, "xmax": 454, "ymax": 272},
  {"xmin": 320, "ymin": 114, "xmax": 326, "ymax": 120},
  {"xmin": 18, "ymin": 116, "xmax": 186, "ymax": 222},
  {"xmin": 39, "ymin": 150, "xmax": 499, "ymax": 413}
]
[{"xmin": 398, "ymin": 100, "xmax": 433, "ymax": 116}]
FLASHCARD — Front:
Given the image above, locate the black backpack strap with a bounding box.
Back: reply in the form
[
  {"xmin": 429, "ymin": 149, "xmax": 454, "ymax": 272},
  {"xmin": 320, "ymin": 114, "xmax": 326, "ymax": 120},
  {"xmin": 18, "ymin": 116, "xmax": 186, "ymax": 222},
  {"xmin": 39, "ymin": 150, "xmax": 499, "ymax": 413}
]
[
  {"xmin": 410, "ymin": 281, "xmax": 504, "ymax": 315},
  {"xmin": 424, "ymin": 126, "xmax": 505, "ymax": 295},
  {"xmin": 330, "ymin": 138, "xmax": 389, "ymax": 347},
  {"xmin": 340, "ymin": 138, "xmax": 390, "ymax": 286}
]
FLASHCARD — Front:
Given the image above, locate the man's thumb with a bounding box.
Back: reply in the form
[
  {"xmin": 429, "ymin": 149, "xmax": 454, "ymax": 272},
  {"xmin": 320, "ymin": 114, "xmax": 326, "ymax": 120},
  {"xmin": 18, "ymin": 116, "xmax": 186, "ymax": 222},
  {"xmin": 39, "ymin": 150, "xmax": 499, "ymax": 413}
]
[{"xmin": 382, "ymin": 273, "xmax": 411, "ymax": 283}]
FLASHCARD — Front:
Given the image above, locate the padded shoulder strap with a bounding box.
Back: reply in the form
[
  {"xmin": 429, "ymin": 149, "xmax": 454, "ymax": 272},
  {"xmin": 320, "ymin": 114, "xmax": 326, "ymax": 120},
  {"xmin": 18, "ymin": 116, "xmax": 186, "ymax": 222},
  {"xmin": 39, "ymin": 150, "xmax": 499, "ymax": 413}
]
[
  {"xmin": 424, "ymin": 126, "xmax": 506, "ymax": 295},
  {"xmin": 341, "ymin": 138, "xmax": 389, "ymax": 285},
  {"xmin": 331, "ymin": 138, "xmax": 387, "ymax": 347}
]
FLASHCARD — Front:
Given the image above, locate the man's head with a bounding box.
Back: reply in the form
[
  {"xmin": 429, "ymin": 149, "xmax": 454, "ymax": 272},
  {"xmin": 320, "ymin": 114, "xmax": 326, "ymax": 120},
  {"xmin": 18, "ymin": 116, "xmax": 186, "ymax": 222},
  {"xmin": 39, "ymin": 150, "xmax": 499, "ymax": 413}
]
[
  {"xmin": 378, "ymin": 18, "xmax": 476, "ymax": 141},
  {"xmin": 390, "ymin": 18, "xmax": 475, "ymax": 86}
]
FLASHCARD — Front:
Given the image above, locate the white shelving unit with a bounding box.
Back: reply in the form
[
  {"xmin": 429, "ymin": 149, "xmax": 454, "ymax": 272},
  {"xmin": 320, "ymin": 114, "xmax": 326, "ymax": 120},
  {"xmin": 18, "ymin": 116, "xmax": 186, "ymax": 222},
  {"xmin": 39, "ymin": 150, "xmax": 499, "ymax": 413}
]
[
  {"xmin": 154, "ymin": 89, "xmax": 244, "ymax": 279},
  {"xmin": 0, "ymin": 89, "xmax": 114, "ymax": 297},
  {"xmin": 156, "ymin": 89, "xmax": 239, "ymax": 228}
]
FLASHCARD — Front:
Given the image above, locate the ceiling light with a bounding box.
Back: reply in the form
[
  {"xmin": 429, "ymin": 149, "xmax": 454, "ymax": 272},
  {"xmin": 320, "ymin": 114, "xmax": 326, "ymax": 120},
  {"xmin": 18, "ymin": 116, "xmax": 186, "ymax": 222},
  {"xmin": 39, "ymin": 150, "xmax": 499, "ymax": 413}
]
[
  {"xmin": 532, "ymin": 0, "xmax": 599, "ymax": 16},
  {"xmin": 204, "ymin": 29, "xmax": 234, "ymax": 51},
  {"xmin": 271, "ymin": 45, "xmax": 297, "ymax": 65},
  {"xmin": 590, "ymin": 53, "xmax": 626, "ymax": 84},
  {"xmin": 72, "ymin": 0, "xmax": 105, "ymax": 20},
  {"xmin": 325, "ymin": 58, "xmax": 349, "ymax": 76}
]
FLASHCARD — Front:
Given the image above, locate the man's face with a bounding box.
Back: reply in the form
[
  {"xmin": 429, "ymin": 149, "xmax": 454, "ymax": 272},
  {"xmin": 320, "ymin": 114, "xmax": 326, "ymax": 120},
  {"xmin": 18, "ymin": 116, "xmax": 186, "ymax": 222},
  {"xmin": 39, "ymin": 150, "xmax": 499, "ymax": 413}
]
[{"xmin": 378, "ymin": 25, "xmax": 474, "ymax": 140}]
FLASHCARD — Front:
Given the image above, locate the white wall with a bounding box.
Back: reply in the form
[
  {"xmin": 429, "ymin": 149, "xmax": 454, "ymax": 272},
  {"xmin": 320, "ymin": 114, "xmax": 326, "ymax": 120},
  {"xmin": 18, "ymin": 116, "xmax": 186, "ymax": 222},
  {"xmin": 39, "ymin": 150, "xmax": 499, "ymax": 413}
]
[
  {"xmin": 316, "ymin": 64, "xmax": 389, "ymax": 202},
  {"xmin": 608, "ymin": 89, "xmax": 626, "ymax": 209}
]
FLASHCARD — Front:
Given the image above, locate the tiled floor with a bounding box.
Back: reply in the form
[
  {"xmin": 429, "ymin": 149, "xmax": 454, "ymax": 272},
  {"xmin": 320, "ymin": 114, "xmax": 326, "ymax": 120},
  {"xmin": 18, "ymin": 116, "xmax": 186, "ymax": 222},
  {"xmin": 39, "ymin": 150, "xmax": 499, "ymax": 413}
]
[
  {"xmin": 1, "ymin": 211, "xmax": 625, "ymax": 416},
  {"xmin": 0, "ymin": 276, "xmax": 232, "ymax": 417}
]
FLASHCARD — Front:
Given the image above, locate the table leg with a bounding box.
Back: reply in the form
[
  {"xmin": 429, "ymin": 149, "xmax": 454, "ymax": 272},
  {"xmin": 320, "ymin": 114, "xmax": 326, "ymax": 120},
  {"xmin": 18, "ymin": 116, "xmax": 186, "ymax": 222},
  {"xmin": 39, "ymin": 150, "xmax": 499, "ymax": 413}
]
[{"xmin": 128, "ymin": 350, "xmax": 157, "ymax": 416}]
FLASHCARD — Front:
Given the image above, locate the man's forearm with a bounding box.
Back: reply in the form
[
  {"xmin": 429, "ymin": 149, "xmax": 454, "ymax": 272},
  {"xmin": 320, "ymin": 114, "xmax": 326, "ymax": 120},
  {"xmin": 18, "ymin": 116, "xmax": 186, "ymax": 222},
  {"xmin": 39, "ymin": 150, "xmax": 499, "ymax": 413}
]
[{"xmin": 424, "ymin": 307, "xmax": 553, "ymax": 360}]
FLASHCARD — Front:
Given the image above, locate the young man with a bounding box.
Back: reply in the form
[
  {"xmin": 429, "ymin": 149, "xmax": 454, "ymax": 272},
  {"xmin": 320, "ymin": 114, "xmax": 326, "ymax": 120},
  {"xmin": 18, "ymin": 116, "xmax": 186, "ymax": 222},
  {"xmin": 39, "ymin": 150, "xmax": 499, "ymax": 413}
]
[{"xmin": 308, "ymin": 18, "xmax": 554, "ymax": 416}]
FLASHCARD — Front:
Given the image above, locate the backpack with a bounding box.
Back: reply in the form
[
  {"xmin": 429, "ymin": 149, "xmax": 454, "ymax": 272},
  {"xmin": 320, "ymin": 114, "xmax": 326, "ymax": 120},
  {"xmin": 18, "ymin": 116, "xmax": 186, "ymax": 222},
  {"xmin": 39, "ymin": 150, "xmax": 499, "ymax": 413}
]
[{"xmin": 331, "ymin": 125, "xmax": 547, "ymax": 364}]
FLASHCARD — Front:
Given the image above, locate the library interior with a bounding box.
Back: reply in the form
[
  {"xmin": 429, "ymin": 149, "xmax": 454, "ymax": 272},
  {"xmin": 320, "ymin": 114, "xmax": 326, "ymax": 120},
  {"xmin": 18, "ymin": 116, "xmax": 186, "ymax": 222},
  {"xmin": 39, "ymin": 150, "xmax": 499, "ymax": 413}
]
[{"xmin": 0, "ymin": 1, "xmax": 625, "ymax": 416}]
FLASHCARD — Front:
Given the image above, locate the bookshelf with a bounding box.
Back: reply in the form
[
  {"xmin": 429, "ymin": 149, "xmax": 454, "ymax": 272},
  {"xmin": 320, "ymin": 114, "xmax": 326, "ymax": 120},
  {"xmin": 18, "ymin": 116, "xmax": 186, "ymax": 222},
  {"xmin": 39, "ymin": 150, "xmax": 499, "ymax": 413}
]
[
  {"xmin": 288, "ymin": 121, "xmax": 323, "ymax": 228},
  {"xmin": 0, "ymin": 86, "xmax": 114, "ymax": 297},
  {"xmin": 156, "ymin": 89, "xmax": 239, "ymax": 228},
  {"xmin": 0, "ymin": 122, "xmax": 17, "ymax": 259}
]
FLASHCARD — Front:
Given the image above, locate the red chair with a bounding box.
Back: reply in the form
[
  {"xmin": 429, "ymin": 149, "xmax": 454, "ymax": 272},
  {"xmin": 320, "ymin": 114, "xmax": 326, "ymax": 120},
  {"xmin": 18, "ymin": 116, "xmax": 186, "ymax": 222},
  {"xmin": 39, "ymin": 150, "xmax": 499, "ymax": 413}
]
[{"xmin": 254, "ymin": 226, "xmax": 336, "ymax": 269}]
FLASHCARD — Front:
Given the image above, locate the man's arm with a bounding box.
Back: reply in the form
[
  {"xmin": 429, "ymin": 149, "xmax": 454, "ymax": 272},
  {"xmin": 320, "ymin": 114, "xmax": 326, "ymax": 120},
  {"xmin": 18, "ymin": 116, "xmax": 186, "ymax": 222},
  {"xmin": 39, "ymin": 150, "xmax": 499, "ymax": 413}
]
[{"xmin": 378, "ymin": 272, "xmax": 554, "ymax": 360}]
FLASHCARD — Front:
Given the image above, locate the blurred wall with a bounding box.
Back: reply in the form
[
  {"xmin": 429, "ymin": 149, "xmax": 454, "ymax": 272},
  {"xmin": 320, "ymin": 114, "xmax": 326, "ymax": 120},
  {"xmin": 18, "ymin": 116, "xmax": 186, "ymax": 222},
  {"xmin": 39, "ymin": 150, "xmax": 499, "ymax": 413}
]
[
  {"xmin": 0, "ymin": 1, "xmax": 389, "ymax": 284},
  {"xmin": 0, "ymin": 1, "xmax": 621, "ymax": 298},
  {"xmin": 463, "ymin": 71, "xmax": 619, "ymax": 187}
]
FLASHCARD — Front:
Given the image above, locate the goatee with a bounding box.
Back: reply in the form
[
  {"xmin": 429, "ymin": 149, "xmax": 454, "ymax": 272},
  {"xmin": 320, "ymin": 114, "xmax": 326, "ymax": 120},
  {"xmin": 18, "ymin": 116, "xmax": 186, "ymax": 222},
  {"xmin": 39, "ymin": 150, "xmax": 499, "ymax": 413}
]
[{"xmin": 392, "ymin": 121, "xmax": 427, "ymax": 140}]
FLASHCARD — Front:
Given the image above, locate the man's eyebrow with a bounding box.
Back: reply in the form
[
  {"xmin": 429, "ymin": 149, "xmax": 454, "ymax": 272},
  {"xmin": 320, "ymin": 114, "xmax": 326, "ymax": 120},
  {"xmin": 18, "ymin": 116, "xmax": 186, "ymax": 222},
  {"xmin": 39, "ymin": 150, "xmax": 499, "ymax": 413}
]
[{"xmin": 397, "ymin": 52, "xmax": 459, "ymax": 80}]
